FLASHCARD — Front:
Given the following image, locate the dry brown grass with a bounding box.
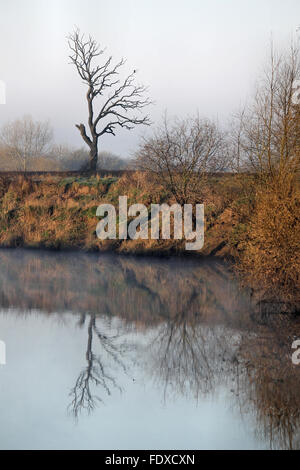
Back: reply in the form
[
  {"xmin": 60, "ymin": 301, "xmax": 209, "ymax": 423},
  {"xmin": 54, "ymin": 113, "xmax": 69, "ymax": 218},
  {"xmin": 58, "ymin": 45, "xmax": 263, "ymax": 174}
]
[
  {"xmin": 238, "ymin": 172, "xmax": 300, "ymax": 306},
  {"xmin": 0, "ymin": 171, "xmax": 247, "ymax": 257}
]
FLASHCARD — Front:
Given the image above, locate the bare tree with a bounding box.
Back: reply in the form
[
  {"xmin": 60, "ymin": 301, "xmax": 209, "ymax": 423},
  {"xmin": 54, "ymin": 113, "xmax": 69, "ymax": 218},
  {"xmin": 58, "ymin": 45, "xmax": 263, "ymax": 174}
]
[
  {"xmin": 228, "ymin": 106, "xmax": 247, "ymax": 173},
  {"xmin": 67, "ymin": 28, "xmax": 151, "ymax": 171},
  {"xmin": 0, "ymin": 115, "xmax": 53, "ymax": 171},
  {"xmin": 236, "ymin": 43, "xmax": 300, "ymax": 179},
  {"xmin": 135, "ymin": 114, "xmax": 228, "ymax": 204}
]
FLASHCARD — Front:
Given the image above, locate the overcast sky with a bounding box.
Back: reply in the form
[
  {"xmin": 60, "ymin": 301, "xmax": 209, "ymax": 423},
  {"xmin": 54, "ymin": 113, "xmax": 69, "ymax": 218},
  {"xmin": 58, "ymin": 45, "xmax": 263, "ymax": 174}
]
[{"xmin": 0, "ymin": 0, "xmax": 299, "ymax": 158}]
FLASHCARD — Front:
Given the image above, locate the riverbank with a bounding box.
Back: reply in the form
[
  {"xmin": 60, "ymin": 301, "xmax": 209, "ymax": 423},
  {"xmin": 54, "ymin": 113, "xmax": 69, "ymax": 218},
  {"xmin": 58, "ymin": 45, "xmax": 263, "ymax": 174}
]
[
  {"xmin": 0, "ymin": 172, "xmax": 251, "ymax": 256},
  {"xmin": 0, "ymin": 171, "xmax": 298, "ymax": 313}
]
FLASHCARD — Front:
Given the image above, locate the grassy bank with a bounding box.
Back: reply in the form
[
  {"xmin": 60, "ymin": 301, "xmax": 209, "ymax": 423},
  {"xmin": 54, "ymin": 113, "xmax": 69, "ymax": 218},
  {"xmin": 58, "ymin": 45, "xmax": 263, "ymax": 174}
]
[{"xmin": 0, "ymin": 171, "xmax": 254, "ymax": 256}]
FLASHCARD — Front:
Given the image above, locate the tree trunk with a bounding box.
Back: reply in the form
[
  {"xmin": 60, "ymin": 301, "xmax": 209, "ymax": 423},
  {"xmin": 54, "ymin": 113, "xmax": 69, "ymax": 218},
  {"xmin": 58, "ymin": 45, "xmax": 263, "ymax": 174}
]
[
  {"xmin": 89, "ymin": 144, "xmax": 98, "ymax": 171},
  {"xmin": 75, "ymin": 124, "xmax": 98, "ymax": 172}
]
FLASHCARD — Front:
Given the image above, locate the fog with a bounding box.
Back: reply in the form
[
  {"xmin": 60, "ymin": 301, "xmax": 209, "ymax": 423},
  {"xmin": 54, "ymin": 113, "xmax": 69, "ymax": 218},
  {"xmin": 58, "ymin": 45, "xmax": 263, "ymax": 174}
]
[{"xmin": 0, "ymin": 0, "xmax": 299, "ymax": 157}]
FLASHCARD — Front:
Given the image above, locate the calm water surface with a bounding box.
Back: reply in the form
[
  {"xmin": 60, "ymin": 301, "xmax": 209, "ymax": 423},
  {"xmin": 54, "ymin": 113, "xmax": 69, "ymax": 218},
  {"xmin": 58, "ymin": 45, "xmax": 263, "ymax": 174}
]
[{"xmin": 0, "ymin": 249, "xmax": 299, "ymax": 450}]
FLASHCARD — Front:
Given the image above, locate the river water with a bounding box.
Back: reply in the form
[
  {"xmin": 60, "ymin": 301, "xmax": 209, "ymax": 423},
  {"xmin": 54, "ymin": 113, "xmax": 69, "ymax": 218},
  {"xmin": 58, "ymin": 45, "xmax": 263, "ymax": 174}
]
[{"xmin": 0, "ymin": 249, "xmax": 299, "ymax": 450}]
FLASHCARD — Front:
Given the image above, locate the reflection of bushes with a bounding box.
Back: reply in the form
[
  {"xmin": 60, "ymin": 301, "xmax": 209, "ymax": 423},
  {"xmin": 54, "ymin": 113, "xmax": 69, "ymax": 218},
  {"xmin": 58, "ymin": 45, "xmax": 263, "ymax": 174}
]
[
  {"xmin": 237, "ymin": 314, "xmax": 300, "ymax": 449},
  {"xmin": 148, "ymin": 315, "xmax": 241, "ymax": 400}
]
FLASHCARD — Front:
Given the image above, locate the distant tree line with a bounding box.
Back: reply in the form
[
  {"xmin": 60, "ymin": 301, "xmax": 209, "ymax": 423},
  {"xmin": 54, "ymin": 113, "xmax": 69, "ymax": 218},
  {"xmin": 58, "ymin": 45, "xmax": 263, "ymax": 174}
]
[{"xmin": 0, "ymin": 115, "xmax": 131, "ymax": 171}]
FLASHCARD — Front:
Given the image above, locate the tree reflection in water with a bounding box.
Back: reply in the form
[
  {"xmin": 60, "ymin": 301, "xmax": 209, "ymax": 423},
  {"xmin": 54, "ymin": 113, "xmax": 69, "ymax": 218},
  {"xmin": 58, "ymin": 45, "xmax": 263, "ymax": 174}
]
[{"xmin": 69, "ymin": 313, "xmax": 134, "ymax": 418}]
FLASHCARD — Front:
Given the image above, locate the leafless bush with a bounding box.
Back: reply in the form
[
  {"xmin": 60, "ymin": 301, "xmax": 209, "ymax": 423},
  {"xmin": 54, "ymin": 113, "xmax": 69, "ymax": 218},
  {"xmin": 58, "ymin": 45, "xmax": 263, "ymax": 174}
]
[
  {"xmin": 0, "ymin": 115, "xmax": 53, "ymax": 171},
  {"xmin": 135, "ymin": 115, "xmax": 229, "ymax": 204}
]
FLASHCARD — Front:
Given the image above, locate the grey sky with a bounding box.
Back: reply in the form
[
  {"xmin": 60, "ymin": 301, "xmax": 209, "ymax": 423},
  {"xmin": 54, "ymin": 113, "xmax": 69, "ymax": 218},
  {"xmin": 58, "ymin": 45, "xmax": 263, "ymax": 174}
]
[{"xmin": 0, "ymin": 0, "xmax": 299, "ymax": 158}]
